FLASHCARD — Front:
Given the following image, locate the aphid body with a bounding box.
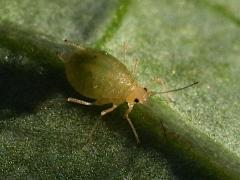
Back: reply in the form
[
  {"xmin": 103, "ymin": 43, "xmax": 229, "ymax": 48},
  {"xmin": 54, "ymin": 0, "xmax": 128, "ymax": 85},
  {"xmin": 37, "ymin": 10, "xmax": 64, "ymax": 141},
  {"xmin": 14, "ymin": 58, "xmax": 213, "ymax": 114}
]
[
  {"xmin": 59, "ymin": 40, "xmax": 198, "ymax": 143},
  {"xmin": 60, "ymin": 45, "xmax": 148, "ymax": 143},
  {"xmin": 65, "ymin": 48, "xmax": 148, "ymax": 106}
]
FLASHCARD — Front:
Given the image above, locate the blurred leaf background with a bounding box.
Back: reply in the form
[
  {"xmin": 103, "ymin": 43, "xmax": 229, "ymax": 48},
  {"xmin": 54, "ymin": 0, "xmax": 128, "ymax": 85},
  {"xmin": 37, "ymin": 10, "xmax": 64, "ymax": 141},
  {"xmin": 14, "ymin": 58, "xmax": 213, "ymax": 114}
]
[{"xmin": 0, "ymin": 0, "xmax": 240, "ymax": 179}]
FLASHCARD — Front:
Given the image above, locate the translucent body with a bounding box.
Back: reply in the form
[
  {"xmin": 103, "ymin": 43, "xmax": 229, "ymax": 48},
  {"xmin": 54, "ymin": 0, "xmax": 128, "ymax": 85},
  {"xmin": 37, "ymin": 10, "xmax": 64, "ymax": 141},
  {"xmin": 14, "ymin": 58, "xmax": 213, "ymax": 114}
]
[{"xmin": 60, "ymin": 45, "xmax": 149, "ymax": 143}]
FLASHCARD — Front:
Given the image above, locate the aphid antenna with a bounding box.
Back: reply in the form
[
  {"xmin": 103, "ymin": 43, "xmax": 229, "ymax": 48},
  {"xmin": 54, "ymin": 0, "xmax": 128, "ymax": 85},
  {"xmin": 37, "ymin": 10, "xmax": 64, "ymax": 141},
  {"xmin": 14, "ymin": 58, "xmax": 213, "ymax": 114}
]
[
  {"xmin": 131, "ymin": 58, "xmax": 139, "ymax": 75},
  {"xmin": 150, "ymin": 81, "xmax": 199, "ymax": 96},
  {"xmin": 149, "ymin": 81, "xmax": 198, "ymax": 141},
  {"xmin": 122, "ymin": 40, "xmax": 129, "ymax": 63}
]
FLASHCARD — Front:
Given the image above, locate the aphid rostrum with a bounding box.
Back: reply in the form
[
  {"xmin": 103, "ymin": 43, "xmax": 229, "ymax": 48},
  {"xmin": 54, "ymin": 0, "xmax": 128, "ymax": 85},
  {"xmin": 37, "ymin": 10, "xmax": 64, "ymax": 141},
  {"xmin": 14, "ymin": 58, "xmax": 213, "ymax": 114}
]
[{"xmin": 59, "ymin": 40, "xmax": 198, "ymax": 143}]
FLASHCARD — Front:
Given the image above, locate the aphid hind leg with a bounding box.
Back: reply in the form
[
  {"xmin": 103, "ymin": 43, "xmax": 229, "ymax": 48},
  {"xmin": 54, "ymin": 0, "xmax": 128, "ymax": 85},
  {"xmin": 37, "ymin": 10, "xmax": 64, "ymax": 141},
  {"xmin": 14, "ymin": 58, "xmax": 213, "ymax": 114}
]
[
  {"xmin": 67, "ymin": 97, "xmax": 93, "ymax": 106},
  {"xmin": 101, "ymin": 104, "xmax": 118, "ymax": 116},
  {"xmin": 124, "ymin": 104, "xmax": 140, "ymax": 144}
]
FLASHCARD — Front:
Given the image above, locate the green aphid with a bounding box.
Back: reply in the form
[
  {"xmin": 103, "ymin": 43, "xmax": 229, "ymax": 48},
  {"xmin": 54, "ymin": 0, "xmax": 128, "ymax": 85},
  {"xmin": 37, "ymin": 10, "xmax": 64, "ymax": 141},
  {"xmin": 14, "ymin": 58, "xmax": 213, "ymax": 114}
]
[{"xmin": 58, "ymin": 40, "xmax": 198, "ymax": 143}]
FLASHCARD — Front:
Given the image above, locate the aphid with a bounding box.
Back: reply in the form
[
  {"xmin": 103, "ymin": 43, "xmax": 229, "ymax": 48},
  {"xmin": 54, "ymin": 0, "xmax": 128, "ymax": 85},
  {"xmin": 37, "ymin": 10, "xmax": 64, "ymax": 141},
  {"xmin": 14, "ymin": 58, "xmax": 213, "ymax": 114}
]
[{"xmin": 59, "ymin": 40, "xmax": 198, "ymax": 143}]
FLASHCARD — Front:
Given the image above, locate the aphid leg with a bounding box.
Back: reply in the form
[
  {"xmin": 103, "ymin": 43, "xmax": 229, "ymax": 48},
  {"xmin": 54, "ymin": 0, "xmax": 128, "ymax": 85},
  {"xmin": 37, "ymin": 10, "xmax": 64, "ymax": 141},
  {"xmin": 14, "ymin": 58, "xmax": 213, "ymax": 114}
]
[
  {"xmin": 67, "ymin": 97, "xmax": 93, "ymax": 106},
  {"xmin": 124, "ymin": 104, "xmax": 140, "ymax": 144},
  {"xmin": 63, "ymin": 39, "xmax": 85, "ymax": 50},
  {"xmin": 56, "ymin": 52, "xmax": 64, "ymax": 62},
  {"xmin": 101, "ymin": 104, "xmax": 118, "ymax": 116}
]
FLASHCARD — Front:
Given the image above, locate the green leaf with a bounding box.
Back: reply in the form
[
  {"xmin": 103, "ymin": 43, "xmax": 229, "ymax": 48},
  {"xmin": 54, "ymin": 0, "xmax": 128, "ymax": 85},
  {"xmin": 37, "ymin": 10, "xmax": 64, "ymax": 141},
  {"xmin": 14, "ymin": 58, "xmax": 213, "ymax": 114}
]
[{"xmin": 0, "ymin": 0, "xmax": 239, "ymax": 179}]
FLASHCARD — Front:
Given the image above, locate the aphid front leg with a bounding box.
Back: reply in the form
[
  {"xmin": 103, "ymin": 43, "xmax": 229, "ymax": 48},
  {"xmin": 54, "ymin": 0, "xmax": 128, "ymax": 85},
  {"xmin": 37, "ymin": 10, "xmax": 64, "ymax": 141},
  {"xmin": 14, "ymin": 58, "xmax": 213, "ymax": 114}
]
[
  {"xmin": 101, "ymin": 104, "xmax": 118, "ymax": 116},
  {"xmin": 67, "ymin": 97, "xmax": 93, "ymax": 106},
  {"xmin": 124, "ymin": 103, "xmax": 140, "ymax": 144}
]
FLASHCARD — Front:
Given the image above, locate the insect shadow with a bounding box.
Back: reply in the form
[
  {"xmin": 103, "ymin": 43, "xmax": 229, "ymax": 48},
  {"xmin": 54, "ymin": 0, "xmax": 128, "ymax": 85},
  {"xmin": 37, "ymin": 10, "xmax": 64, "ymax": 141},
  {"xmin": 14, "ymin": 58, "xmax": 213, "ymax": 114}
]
[
  {"xmin": 0, "ymin": 22, "xmax": 70, "ymax": 120},
  {"xmin": 0, "ymin": 59, "xmax": 69, "ymax": 120}
]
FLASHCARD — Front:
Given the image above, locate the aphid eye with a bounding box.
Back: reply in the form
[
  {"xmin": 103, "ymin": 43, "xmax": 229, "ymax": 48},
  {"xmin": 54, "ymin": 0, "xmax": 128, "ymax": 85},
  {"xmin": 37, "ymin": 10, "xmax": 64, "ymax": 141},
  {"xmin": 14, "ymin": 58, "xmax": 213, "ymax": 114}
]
[
  {"xmin": 144, "ymin": 87, "xmax": 147, "ymax": 92},
  {"xmin": 94, "ymin": 55, "xmax": 97, "ymax": 58},
  {"xmin": 134, "ymin": 98, "xmax": 139, "ymax": 103}
]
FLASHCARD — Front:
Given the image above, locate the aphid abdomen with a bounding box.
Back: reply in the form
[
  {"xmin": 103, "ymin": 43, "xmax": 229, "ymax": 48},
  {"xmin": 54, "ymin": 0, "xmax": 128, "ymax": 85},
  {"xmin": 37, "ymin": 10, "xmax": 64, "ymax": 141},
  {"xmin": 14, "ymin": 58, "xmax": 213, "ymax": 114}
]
[{"xmin": 64, "ymin": 48, "xmax": 136, "ymax": 103}]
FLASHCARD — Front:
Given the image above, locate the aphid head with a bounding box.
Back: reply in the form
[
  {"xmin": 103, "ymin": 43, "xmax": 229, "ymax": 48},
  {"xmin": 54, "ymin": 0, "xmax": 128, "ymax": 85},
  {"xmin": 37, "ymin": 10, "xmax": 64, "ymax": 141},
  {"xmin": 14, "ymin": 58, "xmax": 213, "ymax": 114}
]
[
  {"xmin": 126, "ymin": 82, "xmax": 199, "ymax": 107},
  {"xmin": 126, "ymin": 86, "xmax": 149, "ymax": 105}
]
